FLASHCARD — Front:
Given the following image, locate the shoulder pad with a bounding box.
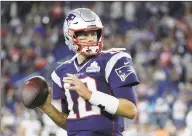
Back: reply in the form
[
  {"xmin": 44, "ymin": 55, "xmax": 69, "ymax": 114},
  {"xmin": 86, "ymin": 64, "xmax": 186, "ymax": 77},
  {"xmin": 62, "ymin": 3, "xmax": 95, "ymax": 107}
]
[
  {"xmin": 57, "ymin": 54, "xmax": 79, "ymax": 65},
  {"xmin": 99, "ymin": 48, "xmax": 128, "ymax": 61},
  {"xmin": 101, "ymin": 48, "xmax": 126, "ymax": 53}
]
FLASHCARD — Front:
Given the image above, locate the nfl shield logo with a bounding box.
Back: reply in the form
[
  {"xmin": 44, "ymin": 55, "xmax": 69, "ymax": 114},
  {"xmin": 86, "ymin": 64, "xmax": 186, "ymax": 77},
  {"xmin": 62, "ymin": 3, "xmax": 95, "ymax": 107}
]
[{"xmin": 86, "ymin": 61, "xmax": 100, "ymax": 73}]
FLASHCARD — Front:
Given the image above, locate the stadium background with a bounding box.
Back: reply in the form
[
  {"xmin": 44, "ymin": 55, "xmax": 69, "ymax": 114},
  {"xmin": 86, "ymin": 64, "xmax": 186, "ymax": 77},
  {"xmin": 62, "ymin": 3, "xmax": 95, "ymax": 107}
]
[{"xmin": 1, "ymin": 1, "xmax": 192, "ymax": 136}]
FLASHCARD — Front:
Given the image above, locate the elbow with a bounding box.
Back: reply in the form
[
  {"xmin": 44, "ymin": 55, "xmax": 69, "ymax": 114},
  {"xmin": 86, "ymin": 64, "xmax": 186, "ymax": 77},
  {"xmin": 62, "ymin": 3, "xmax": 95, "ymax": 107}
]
[
  {"xmin": 124, "ymin": 102, "xmax": 137, "ymax": 119},
  {"xmin": 127, "ymin": 109, "xmax": 137, "ymax": 119},
  {"xmin": 118, "ymin": 99, "xmax": 137, "ymax": 119},
  {"xmin": 125, "ymin": 105, "xmax": 137, "ymax": 119}
]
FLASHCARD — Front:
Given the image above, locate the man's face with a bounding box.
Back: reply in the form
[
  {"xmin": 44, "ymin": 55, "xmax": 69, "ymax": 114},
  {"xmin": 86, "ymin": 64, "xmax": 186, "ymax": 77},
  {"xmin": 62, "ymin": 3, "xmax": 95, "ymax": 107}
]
[
  {"xmin": 74, "ymin": 29, "xmax": 102, "ymax": 56},
  {"xmin": 76, "ymin": 30, "xmax": 97, "ymax": 43}
]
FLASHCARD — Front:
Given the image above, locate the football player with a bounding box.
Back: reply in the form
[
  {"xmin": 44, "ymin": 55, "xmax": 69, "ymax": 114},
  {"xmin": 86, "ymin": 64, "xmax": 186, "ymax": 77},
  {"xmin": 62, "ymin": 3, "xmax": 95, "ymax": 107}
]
[{"xmin": 40, "ymin": 8, "xmax": 139, "ymax": 136}]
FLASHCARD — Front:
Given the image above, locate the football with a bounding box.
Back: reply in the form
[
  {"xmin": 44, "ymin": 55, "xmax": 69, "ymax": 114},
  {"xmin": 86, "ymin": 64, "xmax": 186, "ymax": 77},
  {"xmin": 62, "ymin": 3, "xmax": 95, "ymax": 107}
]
[{"xmin": 21, "ymin": 76, "xmax": 49, "ymax": 109}]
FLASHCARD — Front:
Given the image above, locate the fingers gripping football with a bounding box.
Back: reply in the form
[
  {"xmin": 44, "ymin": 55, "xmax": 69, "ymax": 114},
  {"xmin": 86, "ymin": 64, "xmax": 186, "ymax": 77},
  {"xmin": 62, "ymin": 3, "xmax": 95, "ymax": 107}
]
[
  {"xmin": 63, "ymin": 74, "xmax": 92, "ymax": 100},
  {"xmin": 39, "ymin": 88, "xmax": 52, "ymax": 110}
]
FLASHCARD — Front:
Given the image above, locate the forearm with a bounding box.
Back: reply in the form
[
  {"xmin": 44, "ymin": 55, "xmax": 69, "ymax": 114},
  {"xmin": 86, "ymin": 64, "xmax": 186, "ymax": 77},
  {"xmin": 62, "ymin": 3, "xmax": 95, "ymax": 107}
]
[
  {"xmin": 40, "ymin": 104, "xmax": 68, "ymax": 129},
  {"xmin": 115, "ymin": 98, "xmax": 137, "ymax": 119},
  {"xmin": 89, "ymin": 91, "xmax": 137, "ymax": 119}
]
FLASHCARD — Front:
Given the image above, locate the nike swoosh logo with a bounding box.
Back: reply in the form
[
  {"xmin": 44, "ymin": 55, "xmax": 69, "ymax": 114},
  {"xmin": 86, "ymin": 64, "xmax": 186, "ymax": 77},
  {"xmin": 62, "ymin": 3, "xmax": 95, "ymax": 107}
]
[{"xmin": 124, "ymin": 61, "xmax": 129, "ymax": 65}]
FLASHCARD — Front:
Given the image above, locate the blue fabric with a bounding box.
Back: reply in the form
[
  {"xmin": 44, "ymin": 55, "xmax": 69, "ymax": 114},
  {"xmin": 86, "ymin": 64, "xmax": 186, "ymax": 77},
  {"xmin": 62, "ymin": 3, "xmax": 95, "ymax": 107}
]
[
  {"xmin": 67, "ymin": 130, "xmax": 122, "ymax": 136},
  {"xmin": 113, "ymin": 86, "xmax": 136, "ymax": 106}
]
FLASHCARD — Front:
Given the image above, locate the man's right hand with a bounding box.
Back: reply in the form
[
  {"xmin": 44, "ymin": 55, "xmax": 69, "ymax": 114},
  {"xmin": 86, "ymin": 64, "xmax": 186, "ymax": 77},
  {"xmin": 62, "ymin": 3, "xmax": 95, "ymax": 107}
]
[
  {"xmin": 38, "ymin": 87, "xmax": 67, "ymax": 129},
  {"xmin": 39, "ymin": 88, "xmax": 52, "ymax": 110}
]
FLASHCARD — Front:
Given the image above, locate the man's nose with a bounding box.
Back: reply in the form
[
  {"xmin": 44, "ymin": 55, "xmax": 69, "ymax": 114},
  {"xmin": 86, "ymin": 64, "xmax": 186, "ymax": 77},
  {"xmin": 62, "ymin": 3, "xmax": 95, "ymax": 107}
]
[{"xmin": 87, "ymin": 34, "xmax": 95, "ymax": 42}]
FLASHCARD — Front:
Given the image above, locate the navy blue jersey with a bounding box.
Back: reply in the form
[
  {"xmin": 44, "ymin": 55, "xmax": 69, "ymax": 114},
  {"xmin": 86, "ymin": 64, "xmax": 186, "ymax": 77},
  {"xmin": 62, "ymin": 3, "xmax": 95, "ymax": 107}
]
[{"xmin": 51, "ymin": 51, "xmax": 139, "ymax": 135}]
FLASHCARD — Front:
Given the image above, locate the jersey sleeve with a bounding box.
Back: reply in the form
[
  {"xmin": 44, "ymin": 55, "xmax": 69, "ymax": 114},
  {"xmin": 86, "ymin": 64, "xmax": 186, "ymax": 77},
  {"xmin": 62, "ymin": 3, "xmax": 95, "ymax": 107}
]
[
  {"xmin": 105, "ymin": 52, "xmax": 139, "ymax": 89},
  {"xmin": 113, "ymin": 86, "xmax": 136, "ymax": 105},
  {"xmin": 51, "ymin": 70, "xmax": 65, "ymax": 100}
]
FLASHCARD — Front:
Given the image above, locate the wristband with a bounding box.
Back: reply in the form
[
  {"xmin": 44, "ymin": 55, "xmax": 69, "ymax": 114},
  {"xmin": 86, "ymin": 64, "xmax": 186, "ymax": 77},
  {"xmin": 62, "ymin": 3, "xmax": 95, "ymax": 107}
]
[{"xmin": 89, "ymin": 91, "xmax": 119, "ymax": 115}]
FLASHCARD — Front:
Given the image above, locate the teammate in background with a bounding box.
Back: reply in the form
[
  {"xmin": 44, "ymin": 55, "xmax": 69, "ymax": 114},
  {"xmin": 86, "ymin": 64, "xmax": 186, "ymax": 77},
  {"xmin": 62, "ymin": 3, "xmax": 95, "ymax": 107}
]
[{"xmin": 39, "ymin": 8, "xmax": 139, "ymax": 136}]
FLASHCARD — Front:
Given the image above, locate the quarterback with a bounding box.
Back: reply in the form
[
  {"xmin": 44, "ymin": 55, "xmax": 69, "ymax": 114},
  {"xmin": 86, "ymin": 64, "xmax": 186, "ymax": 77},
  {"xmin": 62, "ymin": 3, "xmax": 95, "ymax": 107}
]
[{"xmin": 40, "ymin": 8, "xmax": 139, "ymax": 136}]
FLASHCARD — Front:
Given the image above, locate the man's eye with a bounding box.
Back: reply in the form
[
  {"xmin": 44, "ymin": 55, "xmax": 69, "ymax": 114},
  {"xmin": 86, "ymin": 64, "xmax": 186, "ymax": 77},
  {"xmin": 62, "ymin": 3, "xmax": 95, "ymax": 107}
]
[{"xmin": 79, "ymin": 38, "xmax": 86, "ymax": 40}]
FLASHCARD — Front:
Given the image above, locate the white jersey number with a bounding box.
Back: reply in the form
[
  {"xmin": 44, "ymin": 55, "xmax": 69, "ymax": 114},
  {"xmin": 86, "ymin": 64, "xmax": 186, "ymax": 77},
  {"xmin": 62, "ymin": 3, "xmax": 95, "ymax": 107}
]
[{"xmin": 64, "ymin": 77, "xmax": 101, "ymax": 119}]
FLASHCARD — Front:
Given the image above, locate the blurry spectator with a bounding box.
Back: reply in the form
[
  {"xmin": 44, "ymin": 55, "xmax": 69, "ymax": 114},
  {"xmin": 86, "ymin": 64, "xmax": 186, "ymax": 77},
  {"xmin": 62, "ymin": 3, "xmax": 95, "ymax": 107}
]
[
  {"xmin": 95, "ymin": 2, "xmax": 104, "ymax": 17},
  {"xmin": 47, "ymin": 53, "xmax": 55, "ymax": 64},
  {"xmin": 5, "ymin": 88, "xmax": 17, "ymax": 113},
  {"xmin": 164, "ymin": 120, "xmax": 176, "ymax": 135},
  {"xmin": 110, "ymin": 2, "xmax": 123, "ymax": 19},
  {"xmin": 182, "ymin": 54, "xmax": 192, "ymax": 82},
  {"xmin": 34, "ymin": 55, "xmax": 47, "ymax": 70},
  {"xmin": 122, "ymin": 124, "xmax": 138, "ymax": 136},
  {"xmin": 160, "ymin": 46, "xmax": 172, "ymax": 68},
  {"xmin": 18, "ymin": 110, "xmax": 41, "ymax": 136},
  {"xmin": 153, "ymin": 98, "xmax": 170, "ymax": 128},
  {"xmin": 172, "ymin": 99, "xmax": 188, "ymax": 129},
  {"xmin": 185, "ymin": 107, "xmax": 192, "ymax": 136},
  {"xmin": 137, "ymin": 123, "xmax": 153, "ymax": 136},
  {"xmin": 137, "ymin": 100, "xmax": 151, "ymax": 125},
  {"xmin": 124, "ymin": 2, "xmax": 136, "ymax": 22},
  {"xmin": 1, "ymin": 107, "xmax": 16, "ymax": 136},
  {"xmin": 7, "ymin": 48, "xmax": 21, "ymax": 76}
]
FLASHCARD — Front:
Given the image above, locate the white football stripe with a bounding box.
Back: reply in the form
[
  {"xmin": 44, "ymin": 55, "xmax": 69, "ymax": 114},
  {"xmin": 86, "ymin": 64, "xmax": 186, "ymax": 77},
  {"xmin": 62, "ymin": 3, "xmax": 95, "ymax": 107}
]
[
  {"xmin": 51, "ymin": 71, "xmax": 62, "ymax": 88},
  {"xmin": 105, "ymin": 52, "xmax": 131, "ymax": 82}
]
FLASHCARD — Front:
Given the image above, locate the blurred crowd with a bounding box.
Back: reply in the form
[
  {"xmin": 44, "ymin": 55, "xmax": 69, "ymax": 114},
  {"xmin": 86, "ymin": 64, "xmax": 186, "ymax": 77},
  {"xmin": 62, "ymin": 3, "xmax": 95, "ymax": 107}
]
[{"xmin": 1, "ymin": 1, "xmax": 192, "ymax": 136}]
